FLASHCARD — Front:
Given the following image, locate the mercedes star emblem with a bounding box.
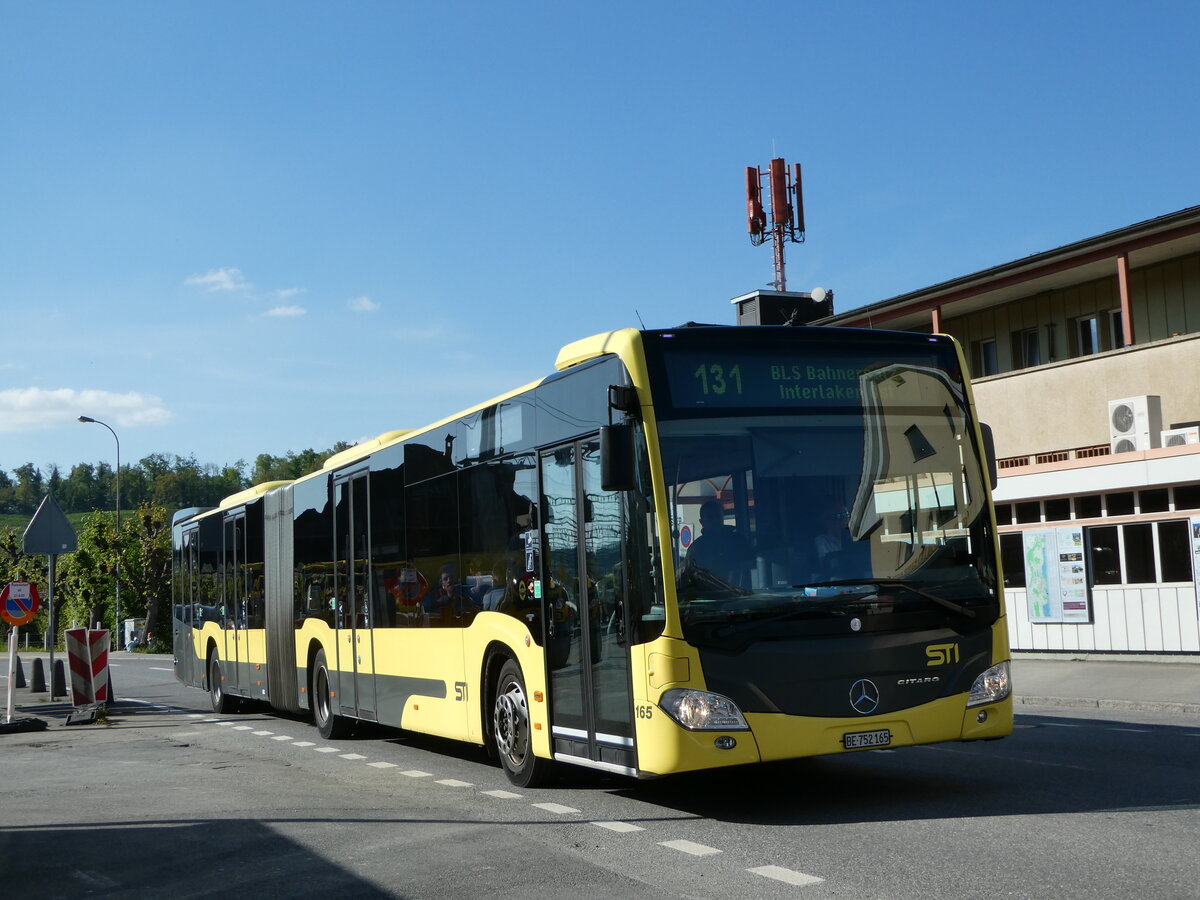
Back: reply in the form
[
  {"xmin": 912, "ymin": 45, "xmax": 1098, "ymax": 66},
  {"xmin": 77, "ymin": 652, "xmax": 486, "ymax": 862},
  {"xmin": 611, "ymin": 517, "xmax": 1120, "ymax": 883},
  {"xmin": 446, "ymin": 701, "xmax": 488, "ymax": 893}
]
[{"xmin": 850, "ymin": 678, "xmax": 880, "ymax": 715}]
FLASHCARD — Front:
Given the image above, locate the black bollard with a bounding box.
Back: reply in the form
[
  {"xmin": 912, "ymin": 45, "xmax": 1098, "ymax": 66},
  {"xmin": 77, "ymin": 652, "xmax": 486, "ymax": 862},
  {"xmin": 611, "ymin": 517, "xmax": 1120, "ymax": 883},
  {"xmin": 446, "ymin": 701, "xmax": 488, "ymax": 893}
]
[
  {"xmin": 14, "ymin": 655, "xmax": 26, "ymax": 689},
  {"xmin": 30, "ymin": 658, "xmax": 46, "ymax": 693},
  {"xmin": 52, "ymin": 658, "xmax": 67, "ymax": 698}
]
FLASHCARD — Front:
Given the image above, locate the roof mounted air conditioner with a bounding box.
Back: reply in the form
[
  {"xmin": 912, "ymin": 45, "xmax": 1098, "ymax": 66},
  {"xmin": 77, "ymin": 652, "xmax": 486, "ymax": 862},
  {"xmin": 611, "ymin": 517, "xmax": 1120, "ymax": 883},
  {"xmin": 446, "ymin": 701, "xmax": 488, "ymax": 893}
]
[
  {"xmin": 1160, "ymin": 426, "xmax": 1200, "ymax": 447},
  {"xmin": 1108, "ymin": 395, "xmax": 1162, "ymax": 453}
]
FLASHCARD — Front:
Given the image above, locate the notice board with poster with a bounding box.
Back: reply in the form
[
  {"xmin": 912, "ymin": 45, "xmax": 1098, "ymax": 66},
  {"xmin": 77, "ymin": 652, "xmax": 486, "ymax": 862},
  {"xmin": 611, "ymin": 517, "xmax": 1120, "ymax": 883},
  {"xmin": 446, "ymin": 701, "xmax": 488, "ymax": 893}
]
[{"xmin": 1023, "ymin": 526, "xmax": 1091, "ymax": 624}]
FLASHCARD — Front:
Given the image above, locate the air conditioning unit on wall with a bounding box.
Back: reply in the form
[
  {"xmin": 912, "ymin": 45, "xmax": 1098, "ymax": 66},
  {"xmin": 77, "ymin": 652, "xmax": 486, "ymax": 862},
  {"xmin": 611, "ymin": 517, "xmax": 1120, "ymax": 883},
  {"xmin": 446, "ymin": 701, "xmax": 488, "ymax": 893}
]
[
  {"xmin": 1161, "ymin": 426, "xmax": 1200, "ymax": 447},
  {"xmin": 1108, "ymin": 395, "xmax": 1162, "ymax": 453}
]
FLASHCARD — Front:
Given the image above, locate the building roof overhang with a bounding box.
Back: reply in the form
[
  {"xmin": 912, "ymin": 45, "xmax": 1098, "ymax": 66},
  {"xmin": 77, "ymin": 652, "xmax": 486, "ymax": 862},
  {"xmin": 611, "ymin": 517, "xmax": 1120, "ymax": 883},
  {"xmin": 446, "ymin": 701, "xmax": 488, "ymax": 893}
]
[{"xmin": 818, "ymin": 205, "xmax": 1200, "ymax": 331}]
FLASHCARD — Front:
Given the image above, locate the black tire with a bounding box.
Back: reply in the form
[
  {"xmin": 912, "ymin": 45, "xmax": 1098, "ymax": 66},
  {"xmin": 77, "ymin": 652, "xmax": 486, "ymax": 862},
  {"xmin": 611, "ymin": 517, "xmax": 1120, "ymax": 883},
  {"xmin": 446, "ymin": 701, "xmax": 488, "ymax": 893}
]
[
  {"xmin": 493, "ymin": 659, "xmax": 553, "ymax": 787},
  {"xmin": 209, "ymin": 654, "xmax": 236, "ymax": 714},
  {"xmin": 312, "ymin": 648, "xmax": 351, "ymax": 740}
]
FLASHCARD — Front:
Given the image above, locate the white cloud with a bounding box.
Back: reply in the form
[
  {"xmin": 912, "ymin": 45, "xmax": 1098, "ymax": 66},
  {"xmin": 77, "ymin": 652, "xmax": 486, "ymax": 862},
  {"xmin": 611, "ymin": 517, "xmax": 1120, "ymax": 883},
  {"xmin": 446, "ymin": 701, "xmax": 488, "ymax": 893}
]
[
  {"xmin": 276, "ymin": 287, "xmax": 304, "ymax": 300},
  {"xmin": 348, "ymin": 295, "xmax": 380, "ymax": 312},
  {"xmin": 265, "ymin": 305, "xmax": 306, "ymax": 317},
  {"xmin": 0, "ymin": 388, "xmax": 173, "ymax": 433},
  {"xmin": 184, "ymin": 267, "xmax": 248, "ymax": 293}
]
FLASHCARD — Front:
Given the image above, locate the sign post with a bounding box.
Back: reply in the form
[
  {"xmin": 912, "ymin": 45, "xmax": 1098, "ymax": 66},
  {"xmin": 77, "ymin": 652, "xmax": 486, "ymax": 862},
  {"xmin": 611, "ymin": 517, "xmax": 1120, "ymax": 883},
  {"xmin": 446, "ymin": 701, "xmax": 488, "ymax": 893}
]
[
  {"xmin": 24, "ymin": 494, "xmax": 78, "ymax": 700},
  {"xmin": 2, "ymin": 581, "xmax": 41, "ymax": 724}
]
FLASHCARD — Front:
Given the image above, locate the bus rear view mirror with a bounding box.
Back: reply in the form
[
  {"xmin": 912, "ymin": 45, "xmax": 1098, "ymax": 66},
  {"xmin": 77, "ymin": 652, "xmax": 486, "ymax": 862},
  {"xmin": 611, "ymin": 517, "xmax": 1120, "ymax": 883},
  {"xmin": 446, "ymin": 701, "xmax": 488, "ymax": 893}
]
[
  {"xmin": 979, "ymin": 423, "xmax": 998, "ymax": 489},
  {"xmin": 600, "ymin": 424, "xmax": 636, "ymax": 492}
]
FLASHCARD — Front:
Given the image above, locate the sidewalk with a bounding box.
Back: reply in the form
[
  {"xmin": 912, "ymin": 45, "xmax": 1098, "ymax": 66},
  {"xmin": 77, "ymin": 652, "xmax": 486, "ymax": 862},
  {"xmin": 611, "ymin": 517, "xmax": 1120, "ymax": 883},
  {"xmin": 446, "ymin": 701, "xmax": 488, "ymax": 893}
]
[{"xmin": 1013, "ymin": 652, "xmax": 1200, "ymax": 715}]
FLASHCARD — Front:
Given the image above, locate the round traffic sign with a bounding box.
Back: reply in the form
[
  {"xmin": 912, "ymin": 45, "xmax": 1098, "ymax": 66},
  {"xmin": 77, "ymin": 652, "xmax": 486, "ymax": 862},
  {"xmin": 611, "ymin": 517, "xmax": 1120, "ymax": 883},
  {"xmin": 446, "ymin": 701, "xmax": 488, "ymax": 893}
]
[{"xmin": 1, "ymin": 581, "xmax": 40, "ymax": 627}]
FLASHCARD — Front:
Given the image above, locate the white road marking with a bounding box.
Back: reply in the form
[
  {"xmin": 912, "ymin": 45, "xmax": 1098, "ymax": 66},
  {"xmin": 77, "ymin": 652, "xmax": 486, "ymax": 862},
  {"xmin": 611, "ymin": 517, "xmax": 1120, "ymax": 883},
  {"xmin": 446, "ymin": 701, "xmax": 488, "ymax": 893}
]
[
  {"xmin": 272, "ymin": 735, "xmax": 294, "ymax": 742},
  {"xmin": 748, "ymin": 865, "xmax": 824, "ymax": 886},
  {"xmin": 436, "ymin": 779, "xmax": 474, "ymax": 787},
  {"xmin": 340, "ymin": 753, "xmax": 367, "ymax": 760},
  {"xmin": 482, "ymin": 790, "xmax": 522, "ymax": 799},
  {"xmin": 368, "ymin": 761, "xmax": 397, "ymax": 769},
  {"xmin": 292, "ymin": 741, "xmax": 315, "ymax": 747},
  {"xmin": 213, "ymin": 721, "xmax": 234, "ymax": 726},
  {"xmin": 232, "ymin": 725, "xmax": 254, "ymax": 731},
  {"xmin": 593, "ymin": 821, "xmax": 645, "ymax": 833},
  {"xmin": 533, "ymin": 802, "xmax": 579, "ymax": 815},
  {"xmin": 149, "ymin": 667, "xmax": 173, "ymax": 672},
  {"xmin": 314, "ymin": 747, "xmax": 341, "ymax": 753},
  {"xmin": 401, "ymin": 770, "xmax": 433, "ymax": 778},
  {"xmin": 659, "ymin": 839, "xmax": 721, "ymax": 857},
  {"xmin": 1109, "ymin": 728, "xmax": 1150, "ymax": 733},
  {"xmin": 252, "ymin": 730, "xmax": 274, "ymax": 736}
]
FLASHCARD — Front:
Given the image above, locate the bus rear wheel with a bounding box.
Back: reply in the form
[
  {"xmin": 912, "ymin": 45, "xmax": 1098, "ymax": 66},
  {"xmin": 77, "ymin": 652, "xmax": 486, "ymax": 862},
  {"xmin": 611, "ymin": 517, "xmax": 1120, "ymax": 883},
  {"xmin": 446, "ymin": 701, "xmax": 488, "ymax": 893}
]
[
  {"xmin": 493, "ymin": 659, "xmax": 553, "ymax": 788},
  {"xmin": 209, "ymin": 654, "xmax": 236, "ymax": 714},
  {"xmin": 313, "ymin": 648, "xmax": 350, "ymax": 740}
]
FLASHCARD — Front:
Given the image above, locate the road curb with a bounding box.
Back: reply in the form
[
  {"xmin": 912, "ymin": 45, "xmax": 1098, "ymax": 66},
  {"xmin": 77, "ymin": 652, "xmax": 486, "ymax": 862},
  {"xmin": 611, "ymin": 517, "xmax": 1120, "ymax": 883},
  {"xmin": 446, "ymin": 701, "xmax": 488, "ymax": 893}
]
[{"xmin": 1016, "ymin": 694, "xmax": 1200, "ymax": 716}]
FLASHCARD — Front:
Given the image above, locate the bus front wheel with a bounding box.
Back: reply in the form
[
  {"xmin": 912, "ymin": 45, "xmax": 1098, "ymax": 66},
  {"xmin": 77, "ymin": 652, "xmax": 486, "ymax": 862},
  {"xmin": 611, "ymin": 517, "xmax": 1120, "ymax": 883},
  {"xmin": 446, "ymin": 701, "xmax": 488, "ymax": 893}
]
[
  {"xmin": 493, "ymin": 659, "xmax": 553, "ymax": 788},
  {"xmin": 313, "ymin": 649, "xmax": 351, "ymax": 740}
]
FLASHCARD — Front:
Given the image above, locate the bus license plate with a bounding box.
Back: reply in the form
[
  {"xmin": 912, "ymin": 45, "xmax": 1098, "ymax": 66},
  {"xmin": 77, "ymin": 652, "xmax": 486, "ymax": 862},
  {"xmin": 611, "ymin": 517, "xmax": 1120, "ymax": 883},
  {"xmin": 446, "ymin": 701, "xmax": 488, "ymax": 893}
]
[{"xmin": 844, "ymin": 729, "xmax": 891, "ymax": 749}]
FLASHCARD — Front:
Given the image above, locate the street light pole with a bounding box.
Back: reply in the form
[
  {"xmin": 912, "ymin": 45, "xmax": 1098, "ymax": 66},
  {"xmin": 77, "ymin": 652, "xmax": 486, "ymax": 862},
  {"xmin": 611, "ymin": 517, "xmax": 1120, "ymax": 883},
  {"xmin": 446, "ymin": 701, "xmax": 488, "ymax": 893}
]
[{"xmin": 78, "ymin": 416, "xmax": 122, "ymax": 649}]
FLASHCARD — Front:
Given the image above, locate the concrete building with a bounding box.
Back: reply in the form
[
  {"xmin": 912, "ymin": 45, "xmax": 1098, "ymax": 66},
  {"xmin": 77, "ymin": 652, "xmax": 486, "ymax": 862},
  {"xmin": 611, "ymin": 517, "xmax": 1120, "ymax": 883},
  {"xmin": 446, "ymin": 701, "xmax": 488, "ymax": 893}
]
[{"xmin": 820, "ymin": 205, "xmax": 1200, "ymax": 656}]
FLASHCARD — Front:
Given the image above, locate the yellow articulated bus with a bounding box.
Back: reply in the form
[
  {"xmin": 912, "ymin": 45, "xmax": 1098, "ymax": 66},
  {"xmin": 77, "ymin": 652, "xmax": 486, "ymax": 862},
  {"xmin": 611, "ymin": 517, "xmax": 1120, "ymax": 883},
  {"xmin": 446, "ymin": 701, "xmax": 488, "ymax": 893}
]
[{"xmin": 172, "ymin": 325, "xmax": 1012, "ymax": 786}]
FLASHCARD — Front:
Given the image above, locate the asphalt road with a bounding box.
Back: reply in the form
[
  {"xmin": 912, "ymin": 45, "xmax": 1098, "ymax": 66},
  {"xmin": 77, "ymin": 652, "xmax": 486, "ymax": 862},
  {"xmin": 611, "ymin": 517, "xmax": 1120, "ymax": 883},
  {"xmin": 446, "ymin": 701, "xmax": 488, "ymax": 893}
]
[{"xmin": 3, "ymin": 654, "xmax": 1199, "ymax": 899}]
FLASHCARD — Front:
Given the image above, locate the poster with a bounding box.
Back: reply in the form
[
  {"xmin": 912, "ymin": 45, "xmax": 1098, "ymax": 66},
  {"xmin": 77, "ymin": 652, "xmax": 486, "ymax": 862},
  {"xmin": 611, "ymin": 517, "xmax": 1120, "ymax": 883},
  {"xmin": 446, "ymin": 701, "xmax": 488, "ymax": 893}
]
[
  {"xmin": 1023, "ymin": 526, "xmax": 1090, "ymax": 624},
  {"xmin": 1192, "ymin": 517, "xmax": 1200, "ymax": 617}
]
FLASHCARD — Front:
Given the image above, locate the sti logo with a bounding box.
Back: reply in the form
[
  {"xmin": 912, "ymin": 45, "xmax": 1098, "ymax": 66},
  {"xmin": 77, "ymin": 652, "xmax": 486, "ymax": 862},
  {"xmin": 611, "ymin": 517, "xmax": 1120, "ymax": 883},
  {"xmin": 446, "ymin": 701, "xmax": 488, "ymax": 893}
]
[{"xmin": 925, "ymin": 643, "xmax": 960, "ymax": 667}]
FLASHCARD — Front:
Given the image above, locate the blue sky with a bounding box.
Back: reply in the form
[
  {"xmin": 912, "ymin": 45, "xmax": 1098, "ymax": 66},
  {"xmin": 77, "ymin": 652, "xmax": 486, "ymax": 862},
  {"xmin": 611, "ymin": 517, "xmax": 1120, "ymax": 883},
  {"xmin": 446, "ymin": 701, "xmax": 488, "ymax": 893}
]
[{"xmin": 4, "ymin": 1, "xmax": 1199, "ymax": 477}]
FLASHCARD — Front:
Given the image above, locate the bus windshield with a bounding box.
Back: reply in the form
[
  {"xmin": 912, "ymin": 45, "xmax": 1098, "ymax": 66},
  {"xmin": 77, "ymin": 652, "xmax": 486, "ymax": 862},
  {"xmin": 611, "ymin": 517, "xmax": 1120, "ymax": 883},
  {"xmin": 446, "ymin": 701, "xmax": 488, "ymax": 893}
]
[{"xmin": 643, "ymin": 328, "xmax": 999, "ymax": 645}]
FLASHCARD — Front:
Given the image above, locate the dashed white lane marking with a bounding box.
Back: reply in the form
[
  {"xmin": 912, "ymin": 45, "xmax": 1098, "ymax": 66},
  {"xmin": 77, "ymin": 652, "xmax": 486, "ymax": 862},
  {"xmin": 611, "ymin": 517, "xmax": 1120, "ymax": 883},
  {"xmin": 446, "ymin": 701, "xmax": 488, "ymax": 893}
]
[
  {"xmin": 593, "ymin": 821, "xmax": 645, "ymax": 833},
  {"xmin": 1043, "ymin": 722, "xmax": 1079, "ymax": 727},
  {"xmin": 271, "ymin": 735, "xmax": 294, "ymax": 741},
  {"xmin": 401, "ymin": 770, "xmax": 432, "ymax": 778},
  {"xmin": 436, "ymin": 779, "xmax": 474, "ymax": 787},
  {"xmin": 748, "ymin": 865, "xmax": 824, "ymax": 886},
  {"xmin": 188, "ymin": 714, "xmax": 205, "ymax": 719},
  {"xmin": 293, "ymin": 741, "xmax": 315, "ymax": 747},
  {"xmin": 368, "ymin": 761, "xmax": 397, "ymax": 769},
  {"xmin": 252, "ymin": 730, "xmax": 274, "ymax": 736},
  {"xmin": 482, "ymin": 789, "xmax": 522, "ymax": 799},
  {"xmin": 213, "ymin": 721, "xmax": 234, "ymax": 726},
  {"xmin": 533, "ymin": 802, "xmax": 580, "ymax": 815},
  {"xmin": 340, "ymin": 753, "xmax": 367, "ymax": 760},
  {"xmin": 1110, "ymin": 728, "xmax": 1150, "ymax": 733},
  {"xmin": 232, "ymin": 725, "xmax": 254, "ymax": 731},
  {"xmin": 660, "ymin": 839, "xmax": 721, "ymax": 857},
  {"xmin": 315, "ymin": 747, "xmax": 341, "ymax": 754},
  {"xmin": 149, "ymin": 667, "xmax": 174, "ymax": 672}
]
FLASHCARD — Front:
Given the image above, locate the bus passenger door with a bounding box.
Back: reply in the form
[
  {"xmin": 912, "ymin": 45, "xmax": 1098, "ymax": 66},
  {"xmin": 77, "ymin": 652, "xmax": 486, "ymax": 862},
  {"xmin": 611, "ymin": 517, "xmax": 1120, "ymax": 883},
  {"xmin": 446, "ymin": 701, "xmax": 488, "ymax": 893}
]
[
  {"xmin": 541, "ymin": 439, "xmax": 636, "ymax": 775},
  {"xmin": 223, "ymin": 515, "xmax": 246, "ymax": 695},
  {"xmin": 334, "ymin": 472, "xmax": 376, "ymax": 720}
]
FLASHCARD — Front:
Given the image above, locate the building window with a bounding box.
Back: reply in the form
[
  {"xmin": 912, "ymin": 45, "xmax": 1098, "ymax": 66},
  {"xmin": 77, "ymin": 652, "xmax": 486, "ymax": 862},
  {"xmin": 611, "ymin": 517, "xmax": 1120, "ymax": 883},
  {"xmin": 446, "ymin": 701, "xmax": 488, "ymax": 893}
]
[
  {"xmin": 1075, "ymin": 315, "xmax": 1100, "ymax": 356},
  {"xmin": 973, "ymin": 339, "xmax": 998, "ymax": 376},
  {"xmin": 1012, "ymin": 329, "xmax": 1041, "ymax": 368},
  {"xmin": 1084, "ymin": 520, "xmax": 1194, "ymax": 585},
  {"xmin": 1139, "ymin": 488, "xmax": 1169, "ymax": 514},
  {"xmin": 994, "ymin": 503, "xmax": 1013, "ymax": 525},
  {"xmin": 1044, "ymin": 498, "xmax": 1071, "ymax": 521},
  {"xmin": 1015, "ymin": 501, "xmax": 1041, "ymax": 524},
  {"xmin": 1075, "ymin": 495, "xmax": 1102, "ymax": 519},
  {"xmin": 999, "ymin": 533, "xmax": 1026, "ymax": 588},
  {"xmin": 1174, "ymin": 484, "xmax": 1200, "ymax": 510},
  {"xmin": 1109, "ymin": 309, "xmax": 1126, "ymax": 349},
  {"xmin": 1106, "ymin": 492, "xmax": 1135, "ymax": 516}
]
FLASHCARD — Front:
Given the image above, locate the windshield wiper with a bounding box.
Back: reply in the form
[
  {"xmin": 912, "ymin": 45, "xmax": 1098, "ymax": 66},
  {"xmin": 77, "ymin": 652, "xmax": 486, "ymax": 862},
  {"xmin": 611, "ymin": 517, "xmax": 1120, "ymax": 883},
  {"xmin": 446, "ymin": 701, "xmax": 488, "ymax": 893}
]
[{"xmin": 798, "ymin": 579, "xmax": 977, "ymax": 620}]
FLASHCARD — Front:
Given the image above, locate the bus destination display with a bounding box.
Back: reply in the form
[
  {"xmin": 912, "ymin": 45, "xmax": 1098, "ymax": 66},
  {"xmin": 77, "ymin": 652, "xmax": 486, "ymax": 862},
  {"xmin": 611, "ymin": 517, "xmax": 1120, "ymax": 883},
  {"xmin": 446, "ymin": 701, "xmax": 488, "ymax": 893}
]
[{"xmin": 664, "ymin": 352, "xmax": 865, "ymax": 409}]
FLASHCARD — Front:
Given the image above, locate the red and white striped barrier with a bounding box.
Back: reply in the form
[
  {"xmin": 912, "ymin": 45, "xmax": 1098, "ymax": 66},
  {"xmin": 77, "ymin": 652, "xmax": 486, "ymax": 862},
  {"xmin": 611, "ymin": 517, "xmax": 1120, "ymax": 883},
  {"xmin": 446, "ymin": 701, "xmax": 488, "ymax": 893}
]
[{"xmin": 65, "ymin": 628, "xmax": 110, "ymax": 706}]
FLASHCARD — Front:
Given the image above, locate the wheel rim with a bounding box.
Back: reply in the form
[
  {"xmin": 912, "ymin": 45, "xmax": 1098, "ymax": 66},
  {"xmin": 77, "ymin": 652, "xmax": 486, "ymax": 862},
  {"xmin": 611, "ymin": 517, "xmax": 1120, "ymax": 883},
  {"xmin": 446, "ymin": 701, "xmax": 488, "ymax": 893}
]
[
  {"xmin": 211, "ymin": 659, "xmax": 222, "ymax": 703},
  {"xmin": 494, "ymin": 677, "xmax": 529, "ymax": 765},
  {"xmin": 316, "ymin": 667, "xmax": 330, "ymax": 726}
]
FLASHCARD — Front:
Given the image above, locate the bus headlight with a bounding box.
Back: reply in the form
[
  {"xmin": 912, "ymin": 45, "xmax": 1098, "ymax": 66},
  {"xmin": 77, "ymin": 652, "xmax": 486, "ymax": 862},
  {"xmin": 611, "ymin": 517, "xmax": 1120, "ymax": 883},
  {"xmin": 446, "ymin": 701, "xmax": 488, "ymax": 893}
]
[
  {"xmin": 660, "ymin": 689, "xmax": 749, "ymax": 731},
  {"xmin": 967, "ymin": 661, "xmax": 1011, "ymax": 707}
]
